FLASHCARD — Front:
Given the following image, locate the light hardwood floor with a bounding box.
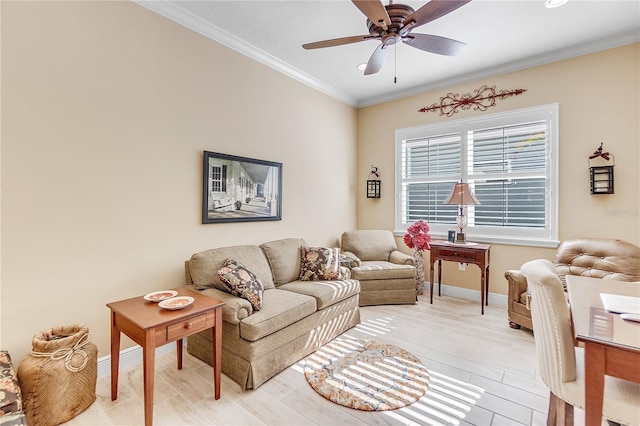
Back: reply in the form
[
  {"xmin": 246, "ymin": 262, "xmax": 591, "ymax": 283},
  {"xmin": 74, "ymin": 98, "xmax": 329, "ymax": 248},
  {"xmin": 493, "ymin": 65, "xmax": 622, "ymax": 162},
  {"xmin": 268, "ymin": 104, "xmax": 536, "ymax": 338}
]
[{"xmin": 65, "ymin": 294, "xmax": 594, "ymax": 426}]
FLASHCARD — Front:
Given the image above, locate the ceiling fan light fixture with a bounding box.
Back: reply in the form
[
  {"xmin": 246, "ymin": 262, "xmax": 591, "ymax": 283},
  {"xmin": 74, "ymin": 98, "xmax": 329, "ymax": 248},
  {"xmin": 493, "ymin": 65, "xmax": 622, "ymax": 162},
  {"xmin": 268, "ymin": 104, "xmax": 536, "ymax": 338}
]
[
  {"xmin": 544, "ymin": 0, "xmax": 569, "ymax": 8},
  {"xmin": 304, "ymin": 0, "xmax": 471, "ymax": 75},
  {"xmin": 357, "ymin": 63, "xmax": 367, "ymax": 71}
]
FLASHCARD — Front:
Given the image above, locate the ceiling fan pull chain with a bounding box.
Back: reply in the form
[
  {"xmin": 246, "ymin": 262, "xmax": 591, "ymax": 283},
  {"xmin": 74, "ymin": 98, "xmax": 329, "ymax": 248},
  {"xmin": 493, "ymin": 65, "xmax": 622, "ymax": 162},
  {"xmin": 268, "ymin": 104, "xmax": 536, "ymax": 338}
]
[{"xmin": 394, "ymin": 43, "xmax": 397, "ymax": 84}]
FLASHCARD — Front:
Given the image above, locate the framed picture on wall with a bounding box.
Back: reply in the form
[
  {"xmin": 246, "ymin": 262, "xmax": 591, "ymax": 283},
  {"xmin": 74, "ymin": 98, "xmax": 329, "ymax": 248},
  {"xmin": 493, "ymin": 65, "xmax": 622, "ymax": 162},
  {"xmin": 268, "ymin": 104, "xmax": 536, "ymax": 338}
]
[{"xmin": 202, "ymin": 151, "xmax": 282, "ymax": 224}]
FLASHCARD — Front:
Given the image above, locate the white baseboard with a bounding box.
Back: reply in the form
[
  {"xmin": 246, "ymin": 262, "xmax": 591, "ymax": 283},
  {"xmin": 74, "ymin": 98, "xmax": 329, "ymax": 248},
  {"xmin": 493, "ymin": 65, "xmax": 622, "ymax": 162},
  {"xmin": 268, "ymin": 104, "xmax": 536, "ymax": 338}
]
[
  {"xmin": 97, "ymin": 342, "xmax": 180, "ymax": 378},
  {"xmin": 429, "ymin": 282, "xmax": 508, "ymax": 307},
  {"xmin": 98, "ymin": 288, "xmax": 506, "ymax": 379}
]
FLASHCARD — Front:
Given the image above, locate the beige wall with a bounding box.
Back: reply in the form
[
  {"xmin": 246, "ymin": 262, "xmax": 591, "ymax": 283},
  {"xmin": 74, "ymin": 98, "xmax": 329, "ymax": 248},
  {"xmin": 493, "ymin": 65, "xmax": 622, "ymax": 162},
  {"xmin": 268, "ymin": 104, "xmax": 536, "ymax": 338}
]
[
  {"xmin": 1, "ymin": 2, "xmax": 357, "ymax": 361},
  {"xmin": 2, "ymin": 1, "xmax": 638, "ymax": 363},
  {"xmin": 356, "ymin": 44, "xmax": 640, "ymax": 294}
]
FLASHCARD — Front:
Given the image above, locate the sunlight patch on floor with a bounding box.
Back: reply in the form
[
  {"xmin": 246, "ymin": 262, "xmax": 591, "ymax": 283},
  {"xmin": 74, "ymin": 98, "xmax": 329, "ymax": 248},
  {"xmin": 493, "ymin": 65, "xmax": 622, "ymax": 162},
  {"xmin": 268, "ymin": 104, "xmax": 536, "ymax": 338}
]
[{"xmin": 291, "ymin": 328, "xmax": 487, "ymax": 425}]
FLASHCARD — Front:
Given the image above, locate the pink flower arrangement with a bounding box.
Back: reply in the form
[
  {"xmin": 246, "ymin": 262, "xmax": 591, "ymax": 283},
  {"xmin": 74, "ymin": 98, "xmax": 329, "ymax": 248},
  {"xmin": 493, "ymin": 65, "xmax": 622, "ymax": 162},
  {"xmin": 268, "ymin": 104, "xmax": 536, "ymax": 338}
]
[{"xmin": 404, "ymin": 220, "xmax": 432, "ymax": 251}]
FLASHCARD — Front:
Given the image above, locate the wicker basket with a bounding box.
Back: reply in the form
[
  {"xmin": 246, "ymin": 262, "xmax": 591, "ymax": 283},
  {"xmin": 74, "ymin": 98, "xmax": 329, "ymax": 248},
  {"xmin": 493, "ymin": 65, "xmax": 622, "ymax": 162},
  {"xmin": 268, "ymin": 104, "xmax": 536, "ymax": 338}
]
[{"xmin": 18, "ymin": 325, "xmax": 97, "ymax": 426}]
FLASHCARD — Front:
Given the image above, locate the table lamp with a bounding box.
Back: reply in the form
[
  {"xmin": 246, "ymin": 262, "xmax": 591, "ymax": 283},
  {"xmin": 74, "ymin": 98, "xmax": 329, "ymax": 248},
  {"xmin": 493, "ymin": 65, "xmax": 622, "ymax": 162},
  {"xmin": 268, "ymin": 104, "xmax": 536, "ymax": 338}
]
[{"xmin": 443, "ymin": 182, "xmax": 480, "ymax": 243}]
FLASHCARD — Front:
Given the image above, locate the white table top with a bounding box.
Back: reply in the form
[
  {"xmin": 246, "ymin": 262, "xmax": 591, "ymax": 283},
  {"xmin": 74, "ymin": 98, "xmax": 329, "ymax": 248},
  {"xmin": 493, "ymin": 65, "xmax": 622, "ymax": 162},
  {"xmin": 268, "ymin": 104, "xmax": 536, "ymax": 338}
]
[{"xmin": 566, "ymin": 275, "xmax": 640, "ymax": 350}]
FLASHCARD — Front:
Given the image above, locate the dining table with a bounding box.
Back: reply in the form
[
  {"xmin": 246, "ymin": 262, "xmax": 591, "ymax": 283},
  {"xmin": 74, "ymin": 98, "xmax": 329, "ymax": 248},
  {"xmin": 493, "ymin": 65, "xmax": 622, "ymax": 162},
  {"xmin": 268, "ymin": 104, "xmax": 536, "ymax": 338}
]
[{"xmin": 565, "ymin": 275, "xmax": 640, "ymax": 426}]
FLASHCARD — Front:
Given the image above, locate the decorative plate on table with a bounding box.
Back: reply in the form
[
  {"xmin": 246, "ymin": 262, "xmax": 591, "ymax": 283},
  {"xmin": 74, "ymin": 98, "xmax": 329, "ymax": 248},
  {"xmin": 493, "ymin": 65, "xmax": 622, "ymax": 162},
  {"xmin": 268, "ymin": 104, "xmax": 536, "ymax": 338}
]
[
  {"xmin": 144, "ymin": 290, "xmax": 178, "ymax": 302},
  {"xmin": 159, "ymin": 296, "xmax": 194, "ymax": 310}
]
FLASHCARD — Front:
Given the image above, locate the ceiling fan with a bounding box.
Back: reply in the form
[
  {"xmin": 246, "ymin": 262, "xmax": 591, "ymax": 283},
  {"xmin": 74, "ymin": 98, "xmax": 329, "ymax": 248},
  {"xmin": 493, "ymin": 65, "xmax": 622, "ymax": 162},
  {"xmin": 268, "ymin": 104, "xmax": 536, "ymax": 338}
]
[{"xmin": 302, "ymin": 0, "xmax": 471, "ymax": 75}]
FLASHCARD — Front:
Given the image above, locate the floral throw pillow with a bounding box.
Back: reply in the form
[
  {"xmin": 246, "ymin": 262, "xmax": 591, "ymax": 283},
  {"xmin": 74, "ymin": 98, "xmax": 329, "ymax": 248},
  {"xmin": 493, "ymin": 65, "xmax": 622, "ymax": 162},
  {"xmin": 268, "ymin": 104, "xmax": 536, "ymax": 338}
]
[
  {"xmin": 299, "ymin": 246, "xmax": 340, "ymax": 281},
  {"xmin": 217, "ymin": 259, "xmax": 264, "ymax": 310}
]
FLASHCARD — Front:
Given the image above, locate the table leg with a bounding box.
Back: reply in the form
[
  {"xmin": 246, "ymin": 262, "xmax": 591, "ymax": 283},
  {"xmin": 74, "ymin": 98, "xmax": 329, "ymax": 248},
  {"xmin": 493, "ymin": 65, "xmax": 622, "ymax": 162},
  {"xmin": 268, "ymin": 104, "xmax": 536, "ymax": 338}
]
[
  {"xmin": 143, "ymin": 332, "xmax": 155, "ymax": 426},
  {"xmin": 429, "ymin": 260, "xmax": 435, "ymax": 304},
  {"xmin": 584, "ymin": 342, "xmax": 605, "ymax": 426},
  {"xmin": 480, "ymin": 267, "xmax": 485, "ymax": 315},
  {"xmin": 110, "ymin": 311, "xmax": 120, "ymax": 401},
  {"xmin": 437, "ymin": 259, "xmax": 442, "ymax": 297},
  {"xmin": 213, "ymin": 308, "xmax": 222, "ymax": 400},
  {"xmin": 485, "ymin": 265, "xmax": 490, "ymax": 306},
  {"xmin": 176, "ymin": 339, "xmax": 183, "ymax": 370}
]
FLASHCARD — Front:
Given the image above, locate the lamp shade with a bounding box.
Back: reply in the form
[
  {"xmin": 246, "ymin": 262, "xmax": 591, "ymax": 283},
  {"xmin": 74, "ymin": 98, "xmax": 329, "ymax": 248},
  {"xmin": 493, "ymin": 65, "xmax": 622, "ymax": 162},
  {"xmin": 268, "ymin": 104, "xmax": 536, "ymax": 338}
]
[{"xmin": 443, "ymin": 183, "xmax": 480, "ymax": 206}]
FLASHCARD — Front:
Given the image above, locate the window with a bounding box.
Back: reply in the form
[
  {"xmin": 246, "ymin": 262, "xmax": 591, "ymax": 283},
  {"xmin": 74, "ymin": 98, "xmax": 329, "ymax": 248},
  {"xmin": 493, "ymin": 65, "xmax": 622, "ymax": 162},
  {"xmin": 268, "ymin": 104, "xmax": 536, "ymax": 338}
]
[
  {"xmin": 395, "ymin": 104, "xmax": 558, "ymax": 247},
  {"xmin": 211, "ymin": 165, "xmax": 226, "ymax": 192}
]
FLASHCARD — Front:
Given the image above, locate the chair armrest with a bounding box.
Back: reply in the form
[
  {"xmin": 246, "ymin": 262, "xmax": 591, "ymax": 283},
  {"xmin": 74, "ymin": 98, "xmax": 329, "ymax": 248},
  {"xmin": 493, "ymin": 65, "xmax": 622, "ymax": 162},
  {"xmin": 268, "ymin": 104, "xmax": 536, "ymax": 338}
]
[
  {"xmin": 505, "ymin": 270, "xmax": 528, "ymax": 303},
  {"xmin": 389, "ymin": 250, "xmax": 414, "ymax": 265},
  {"xmin": 187, "ymin": 286, "xmax": 253, "ymax": 324},
  {"xmin": 341, "ymin": 251, "xmax": 361, "ymax": 267}
]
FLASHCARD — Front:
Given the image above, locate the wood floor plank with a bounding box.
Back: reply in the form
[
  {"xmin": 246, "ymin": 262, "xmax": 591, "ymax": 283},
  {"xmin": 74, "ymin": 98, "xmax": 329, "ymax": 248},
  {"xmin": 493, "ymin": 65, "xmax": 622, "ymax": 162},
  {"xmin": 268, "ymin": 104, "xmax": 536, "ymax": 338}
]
[{"xmin": 65, "ymin": 295, "xmax": 550, "ymax": 426}]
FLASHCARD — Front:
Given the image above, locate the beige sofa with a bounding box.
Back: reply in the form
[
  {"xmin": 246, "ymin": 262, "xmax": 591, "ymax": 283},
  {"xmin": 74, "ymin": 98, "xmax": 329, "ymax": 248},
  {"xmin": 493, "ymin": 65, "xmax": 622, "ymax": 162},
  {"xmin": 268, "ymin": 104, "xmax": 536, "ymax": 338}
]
[
  {"xmin": 341, "ymin": 230, "xmax": 417, "ymax": 306},
  {"xmin": 506, "ymin": 238, "xmax": 640, "ymax": 330},
  {"xmin": 184, "ymin": 238, "xmax": 361, "ymax": 390}
]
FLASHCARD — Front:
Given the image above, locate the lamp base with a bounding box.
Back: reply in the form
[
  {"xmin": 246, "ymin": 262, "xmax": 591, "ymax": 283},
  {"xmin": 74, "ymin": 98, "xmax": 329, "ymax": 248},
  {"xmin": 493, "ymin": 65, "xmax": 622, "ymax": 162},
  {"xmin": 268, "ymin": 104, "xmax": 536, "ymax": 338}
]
[{"xmin": 455, "ymin": 232, "xmax": 466, "ymax": 242}]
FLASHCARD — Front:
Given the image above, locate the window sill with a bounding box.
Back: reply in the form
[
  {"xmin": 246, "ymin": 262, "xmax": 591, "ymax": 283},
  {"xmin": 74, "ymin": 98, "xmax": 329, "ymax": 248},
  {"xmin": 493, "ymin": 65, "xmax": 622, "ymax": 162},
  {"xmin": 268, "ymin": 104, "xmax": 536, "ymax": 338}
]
[{"xmin": 395, "ymin": 231, "xmax": 560, "ymax": 248}]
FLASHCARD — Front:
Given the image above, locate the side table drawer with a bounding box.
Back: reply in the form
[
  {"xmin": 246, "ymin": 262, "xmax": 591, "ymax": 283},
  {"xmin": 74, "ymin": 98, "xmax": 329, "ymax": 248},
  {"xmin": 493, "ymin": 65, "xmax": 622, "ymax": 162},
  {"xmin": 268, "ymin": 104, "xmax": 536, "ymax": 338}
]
[
  {"xmin": 166, "ymin": 313, "xmax": 208, "ymax": 341},
  {"xmin": 437, "ymin": 248, "xmax": 477, "ymax": 261}
]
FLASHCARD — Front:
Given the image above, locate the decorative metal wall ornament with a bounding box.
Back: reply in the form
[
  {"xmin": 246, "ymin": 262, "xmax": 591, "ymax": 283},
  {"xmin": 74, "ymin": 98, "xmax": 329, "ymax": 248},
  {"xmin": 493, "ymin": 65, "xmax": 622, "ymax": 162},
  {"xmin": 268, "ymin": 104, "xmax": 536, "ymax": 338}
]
[{"xmin": 418, "ymin": 85, "xmax": 527, "ymax": 117}]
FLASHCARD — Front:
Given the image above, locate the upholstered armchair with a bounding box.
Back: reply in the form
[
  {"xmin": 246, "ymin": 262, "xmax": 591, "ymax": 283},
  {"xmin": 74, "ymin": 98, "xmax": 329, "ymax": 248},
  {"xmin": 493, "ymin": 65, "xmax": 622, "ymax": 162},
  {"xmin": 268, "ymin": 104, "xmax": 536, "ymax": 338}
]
[
  {"xmin": 340, "ymin": 230, "xmax": 417, "ymax": 306},
  {"xmin": 506, "ymin": 238, "xmax": 640, "ymax": 330}
]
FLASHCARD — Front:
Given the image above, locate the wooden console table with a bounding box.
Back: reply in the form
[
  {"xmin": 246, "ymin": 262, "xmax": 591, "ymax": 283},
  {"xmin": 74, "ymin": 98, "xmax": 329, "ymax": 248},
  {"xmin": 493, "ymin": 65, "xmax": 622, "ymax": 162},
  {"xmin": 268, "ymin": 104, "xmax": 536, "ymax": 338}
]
[
  {"xmin": 107, "ymin": 288, "xmax": 224, "ymax": 426},
  {"xmin": 429, "ymin": 240, "xmax": 491, "ymax": 314}
]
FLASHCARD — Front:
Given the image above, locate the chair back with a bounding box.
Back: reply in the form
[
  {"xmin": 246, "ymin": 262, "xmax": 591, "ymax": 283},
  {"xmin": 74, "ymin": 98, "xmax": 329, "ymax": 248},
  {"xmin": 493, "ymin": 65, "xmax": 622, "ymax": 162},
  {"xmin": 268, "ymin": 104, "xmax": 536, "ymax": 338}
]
[
  {"xmin": 341, "ymin": 230, "xmax": 398, "ymax": 261},
  {"xmin": 521, "ymin": 259, "xmax": 577, "ymax": 396},
  {"xmin": 554, "ymin": 238, "xmax": 640, "ymax": 287}
]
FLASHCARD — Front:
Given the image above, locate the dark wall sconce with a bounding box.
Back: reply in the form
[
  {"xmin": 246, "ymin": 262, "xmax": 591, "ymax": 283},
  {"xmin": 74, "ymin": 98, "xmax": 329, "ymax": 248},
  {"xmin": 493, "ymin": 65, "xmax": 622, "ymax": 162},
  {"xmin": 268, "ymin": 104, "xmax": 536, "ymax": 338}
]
[
  {"xmin": 366, "ymin": 165, "xmax": 381, "ymax": 198},
  {"xmin": 589, "ymin": 143, "xmax": 614, "ymax": 195}
]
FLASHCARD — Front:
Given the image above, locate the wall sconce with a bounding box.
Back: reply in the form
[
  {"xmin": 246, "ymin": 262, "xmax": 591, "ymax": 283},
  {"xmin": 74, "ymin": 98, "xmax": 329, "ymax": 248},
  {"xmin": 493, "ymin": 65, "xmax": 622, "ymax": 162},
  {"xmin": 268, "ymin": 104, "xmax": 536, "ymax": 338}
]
[
  {"xmin": 589, "ymin": 143, "xmax": 614, "ymax": 195},
  {"xmin": 443, "ymin": 182, "xmax": 480, "ymax": 243},
  {"xmin": 366, "ymin": 165, "xmax": 381, "ymax": 198}
]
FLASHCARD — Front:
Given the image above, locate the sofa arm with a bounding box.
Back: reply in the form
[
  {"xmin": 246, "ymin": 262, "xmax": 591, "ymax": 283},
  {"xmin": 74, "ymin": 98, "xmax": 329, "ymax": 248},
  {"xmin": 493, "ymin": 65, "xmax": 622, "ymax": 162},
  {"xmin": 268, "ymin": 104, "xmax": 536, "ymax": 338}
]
[
  {"xmin": 188, "ymin": 286, "xmax": 253, "ymax": 324},
  {"xmin": 341, "ymin": 251, "xmax": 361, "ymax": 267},
  {"xmin": 505, "ymin": 270, "xmax": 528, "ymax": 304},
  {"xmin": 0, "ymin": 351, "xmax": 26, "ymax": 425},
  {"xmin": 389, "ymin": 250, "xmax": 414, "ymax": 265}
]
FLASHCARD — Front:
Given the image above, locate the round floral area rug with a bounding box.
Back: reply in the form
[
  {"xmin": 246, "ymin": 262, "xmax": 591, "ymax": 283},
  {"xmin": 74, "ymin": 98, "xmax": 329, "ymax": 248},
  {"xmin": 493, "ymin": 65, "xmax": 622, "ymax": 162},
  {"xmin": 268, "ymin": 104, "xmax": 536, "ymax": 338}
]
[{"xmin": 303, "ymin": 339, "xmax": 430, "ymax": 411}]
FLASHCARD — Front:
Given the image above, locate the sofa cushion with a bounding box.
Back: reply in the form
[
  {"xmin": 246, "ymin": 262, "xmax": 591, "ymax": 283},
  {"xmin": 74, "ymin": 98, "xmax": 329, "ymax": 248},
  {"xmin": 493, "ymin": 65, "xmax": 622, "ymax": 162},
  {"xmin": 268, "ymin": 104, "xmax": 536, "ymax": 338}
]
[
  {"xmin": 188, "ymin": 245, "xmax": 275, "ymax": 291},
  {"xmin": 260, "ymin": 238, "xmax": 308, "ymax": 285},
  {"xmin": 299, "ymin": 246, "xmax": 340, "ymax": 281},
  {"xmin": 278, "ymin": 279, "xmax": 360, "ymax": 310},
  {"xmin": 350, "ymin": 261, "xmax": 416, "ymax": 280},
  {"xmin": 217, "ymin": 259, "xmax": 264, "ymax": 310},
  {"xmin": 240, "ymin": 289, "xmax": 317, "ymax": 342}
]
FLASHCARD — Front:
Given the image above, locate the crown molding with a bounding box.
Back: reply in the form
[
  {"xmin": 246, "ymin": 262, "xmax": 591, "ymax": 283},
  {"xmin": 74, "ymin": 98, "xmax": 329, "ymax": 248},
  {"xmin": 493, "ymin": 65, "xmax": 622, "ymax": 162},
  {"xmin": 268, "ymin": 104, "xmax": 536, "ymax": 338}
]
[
  {"xmin": 134, "ymin": 1, "xmax": 358, "ymax": 107},
  {"xmin": 135, "ymin": 1, "xmax": 638, "ymax": 109},
  {"xmin": 356, "ymin": 29, "xmax": 640, "ymax": 108}
]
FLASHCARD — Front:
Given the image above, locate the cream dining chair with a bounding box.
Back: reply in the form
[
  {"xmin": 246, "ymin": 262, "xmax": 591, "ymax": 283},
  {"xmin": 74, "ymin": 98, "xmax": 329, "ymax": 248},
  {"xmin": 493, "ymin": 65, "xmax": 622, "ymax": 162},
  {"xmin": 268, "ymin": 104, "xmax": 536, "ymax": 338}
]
[{"xmin": 521, "ymin": 259, "xmax": 640, "ymax": 426}]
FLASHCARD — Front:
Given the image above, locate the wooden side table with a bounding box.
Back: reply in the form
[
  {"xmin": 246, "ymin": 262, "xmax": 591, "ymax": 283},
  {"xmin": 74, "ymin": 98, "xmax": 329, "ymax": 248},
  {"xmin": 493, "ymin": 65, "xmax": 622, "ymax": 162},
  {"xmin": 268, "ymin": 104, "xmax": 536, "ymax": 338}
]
[
  {"xmin": 429, "ymin": 240, "xmax": 491, "ymax": 314},
  {"xmin": 107, "ymin": 288, "xmax": 224, "ymax": 426}
]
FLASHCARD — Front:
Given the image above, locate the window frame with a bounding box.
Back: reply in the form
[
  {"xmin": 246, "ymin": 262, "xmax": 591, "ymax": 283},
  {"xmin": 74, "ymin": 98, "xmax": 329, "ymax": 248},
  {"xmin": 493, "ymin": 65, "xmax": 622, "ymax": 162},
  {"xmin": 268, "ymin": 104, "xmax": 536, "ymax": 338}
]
[{"xmin": 395, "ymin": 104, "xmax": 559, "ymax": 248}]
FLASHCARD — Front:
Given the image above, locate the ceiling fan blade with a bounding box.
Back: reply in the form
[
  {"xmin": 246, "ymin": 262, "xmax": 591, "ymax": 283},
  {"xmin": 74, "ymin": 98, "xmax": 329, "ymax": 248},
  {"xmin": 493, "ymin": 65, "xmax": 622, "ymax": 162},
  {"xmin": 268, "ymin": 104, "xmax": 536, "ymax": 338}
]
[
  {"xmin": 403, "ymin": 33, "xmax": 466, "ymax": 56},
  {"xmin": 303, "ymin": 34, "xmax": 377, "ymax": 50},
  {"xmin": 364, "ymin": 44, "xmax": 391, "ymax": 75},
  {"xmin": 403, "ymin": 0, "xmax": 471, "ymax": 33},
  {"xmin": 352, "ymin": 0, "xmax": 391, "ymax": 29}
]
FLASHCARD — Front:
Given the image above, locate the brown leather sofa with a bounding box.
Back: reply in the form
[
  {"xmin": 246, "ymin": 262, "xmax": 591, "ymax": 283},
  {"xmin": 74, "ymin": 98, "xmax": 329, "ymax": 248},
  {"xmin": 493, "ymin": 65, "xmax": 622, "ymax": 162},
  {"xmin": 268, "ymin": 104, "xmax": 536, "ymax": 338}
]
[{"xmin": 505, "ymin": 238, "xmax": 640, "ymax": 330}]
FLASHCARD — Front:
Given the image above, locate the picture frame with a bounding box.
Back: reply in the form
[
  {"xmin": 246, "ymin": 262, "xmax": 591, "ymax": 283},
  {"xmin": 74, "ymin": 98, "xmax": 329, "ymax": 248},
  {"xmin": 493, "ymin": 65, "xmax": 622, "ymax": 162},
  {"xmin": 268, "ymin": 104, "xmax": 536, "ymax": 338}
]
[{"xmin": 202, "ymin": 151, "xmax": 282, "ymax": 224}]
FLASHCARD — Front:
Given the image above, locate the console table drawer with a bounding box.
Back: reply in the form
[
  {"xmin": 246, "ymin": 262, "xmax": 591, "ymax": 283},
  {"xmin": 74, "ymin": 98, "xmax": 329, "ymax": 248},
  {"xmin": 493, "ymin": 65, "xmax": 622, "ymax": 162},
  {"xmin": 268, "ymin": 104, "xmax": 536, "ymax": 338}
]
[
  {"xmin": 437, "ymin": 248, "xmax": 477, "ymax": 261},
  {"xmin": 166, "ymin": 314, "xmax": 208, "ymax": 341}
]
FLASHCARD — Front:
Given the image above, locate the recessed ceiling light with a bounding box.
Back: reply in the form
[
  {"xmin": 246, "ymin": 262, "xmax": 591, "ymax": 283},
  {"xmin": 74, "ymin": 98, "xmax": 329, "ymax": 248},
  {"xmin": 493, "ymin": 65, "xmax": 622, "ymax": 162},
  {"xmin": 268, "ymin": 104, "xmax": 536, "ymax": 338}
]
[
  {"xmin": 545, "ymin": 0, "xmax": 569, "ymax": 8},
  {"xmin": 357, "ymin": 63, "xmax": 367, "ymax": 71}
]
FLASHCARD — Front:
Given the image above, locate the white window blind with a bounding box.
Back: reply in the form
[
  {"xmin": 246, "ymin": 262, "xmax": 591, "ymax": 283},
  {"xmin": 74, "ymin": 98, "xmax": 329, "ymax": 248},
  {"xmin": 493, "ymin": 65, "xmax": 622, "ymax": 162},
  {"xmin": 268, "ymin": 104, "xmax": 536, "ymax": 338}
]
[{"xmin": 395, "ymin": 104, "xmax": 559, "ymax": 247}]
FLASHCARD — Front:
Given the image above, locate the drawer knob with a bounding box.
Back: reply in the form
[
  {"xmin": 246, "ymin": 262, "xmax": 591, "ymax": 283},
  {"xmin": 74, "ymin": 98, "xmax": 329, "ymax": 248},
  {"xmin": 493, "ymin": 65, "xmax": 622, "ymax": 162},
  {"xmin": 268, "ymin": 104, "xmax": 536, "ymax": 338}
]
[{"xmin": 185, "ymin": 322, "xmax": 193, "ymax": 329}]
